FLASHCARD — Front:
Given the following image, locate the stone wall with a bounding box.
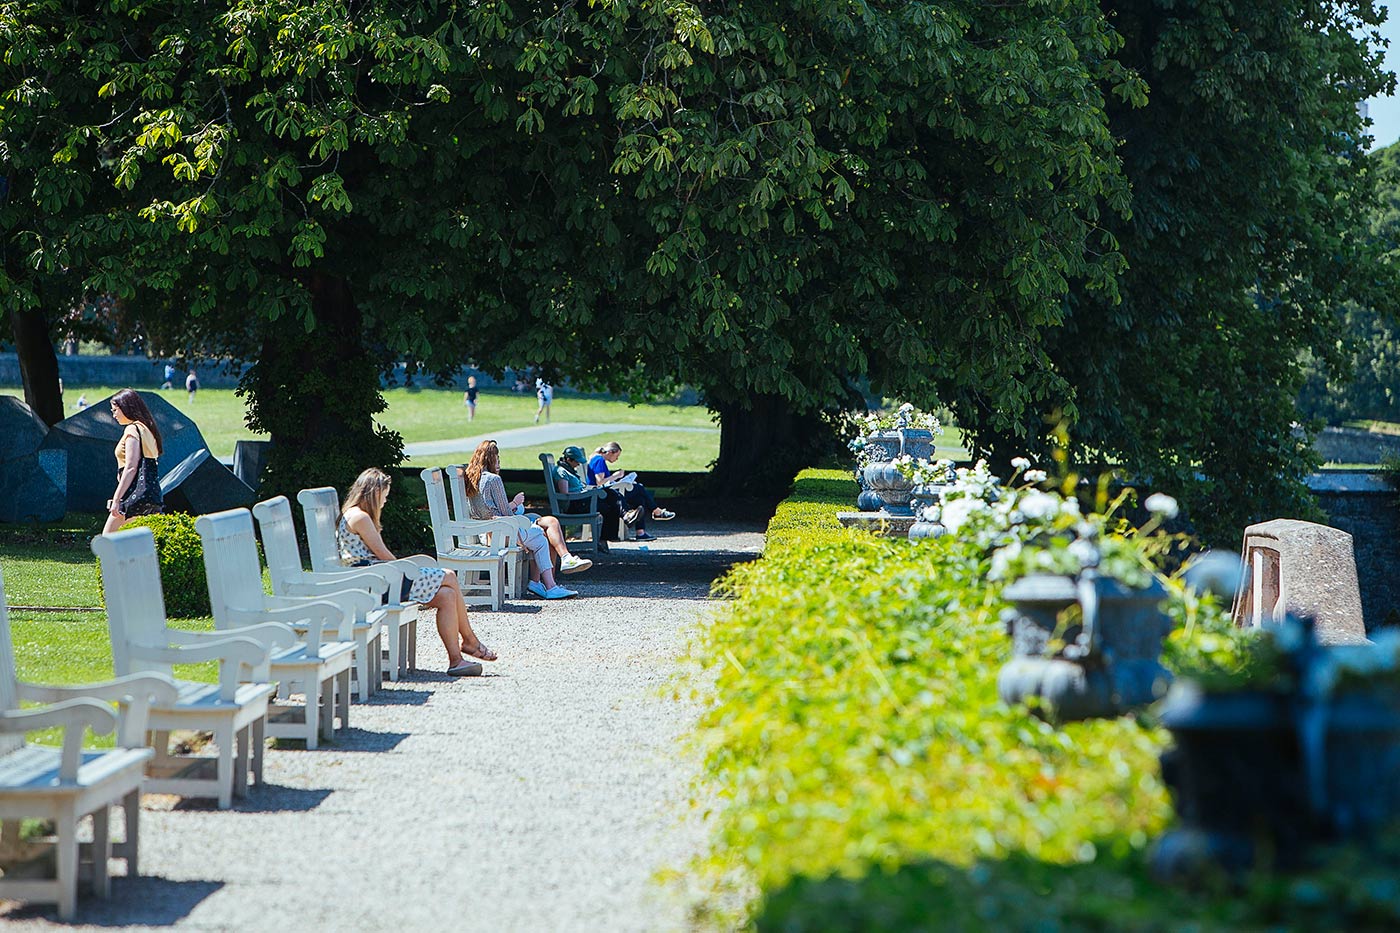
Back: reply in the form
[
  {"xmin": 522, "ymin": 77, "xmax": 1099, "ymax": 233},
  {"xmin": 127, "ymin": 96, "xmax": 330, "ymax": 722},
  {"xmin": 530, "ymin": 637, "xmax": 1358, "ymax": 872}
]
[
  {"xmin": 1314, "ymin": 426, "xmax": 1400, "ymax": 466},
  {"xmin": 1307, "ymin": 472, "xmax": 1400, "ymax": 631}
]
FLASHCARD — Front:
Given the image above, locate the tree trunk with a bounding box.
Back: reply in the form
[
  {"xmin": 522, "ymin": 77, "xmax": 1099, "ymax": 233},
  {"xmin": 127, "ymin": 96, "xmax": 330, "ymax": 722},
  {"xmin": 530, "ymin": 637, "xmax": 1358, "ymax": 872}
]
[
  {"xmin": 708, "ymin": 393, "xmax": 829, "ymax": 496},
  {"xmin": 242, "ymin": 272, "xmax": 402, "ymax": 500},
  {"xmin": 9, "ymin": 306, "xmax": 64, "ymax": 425}
]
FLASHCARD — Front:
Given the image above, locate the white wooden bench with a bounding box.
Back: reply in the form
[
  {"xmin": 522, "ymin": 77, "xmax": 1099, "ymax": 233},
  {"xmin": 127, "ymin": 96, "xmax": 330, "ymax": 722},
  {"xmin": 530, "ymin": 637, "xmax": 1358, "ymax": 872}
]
[
  {"xmin": 296, "ymin": 486, "xmax": 422, "ymax": 679},
  {"xmin": 93, "ymin": 527, "xmax": 275, "ymax": 810},
  {"xmin": 0, "ymin": 565, "xmax": 176, "ymax": 920},
  {"xmin": 196, "ymin": 508, "xmax": 357, "ymax": 749},
  {"xmin": 254, "ymin": 494, "xmax": 416, "ymax": 687},
  {"xmin": 420, "ymin": 467, "xmax": 513, "ymax": 610},
  {"xmin": 539, "ymin": 453, "xmax": 608, "ymax": 551},
  {"xmin": 444, "ymin": 465, "xmax": 535, "ymax": 598}
]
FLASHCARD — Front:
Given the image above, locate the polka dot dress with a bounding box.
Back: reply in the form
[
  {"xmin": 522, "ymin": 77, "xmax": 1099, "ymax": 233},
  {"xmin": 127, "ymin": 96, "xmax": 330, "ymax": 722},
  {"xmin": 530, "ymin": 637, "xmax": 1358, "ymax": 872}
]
[{"xmin": 337, "ymin": 517, "xmax": 446, "ymax": 604}]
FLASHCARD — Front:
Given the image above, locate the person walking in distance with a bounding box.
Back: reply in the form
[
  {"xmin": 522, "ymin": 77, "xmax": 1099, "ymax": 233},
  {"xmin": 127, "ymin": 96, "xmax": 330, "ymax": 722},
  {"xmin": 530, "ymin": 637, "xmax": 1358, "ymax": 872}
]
[
  {"xmin": 185, "ymin": 367, "xmax": 199, "ymax": 402},
  {"xmin": 534, "ymin": 377, "xmax": 552, "ymax": 423},
  {"xmin": 463, "ymin": 375, "xmax": 479, "ymax": 422}
]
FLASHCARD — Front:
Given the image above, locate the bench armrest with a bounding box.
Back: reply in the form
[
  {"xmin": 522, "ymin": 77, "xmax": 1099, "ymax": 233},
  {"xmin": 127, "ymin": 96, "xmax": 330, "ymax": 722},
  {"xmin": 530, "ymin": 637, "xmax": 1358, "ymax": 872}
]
[
  {"xmin": 18, "ymin": 674, "xmax": 178, "ymax": 748},
  {"xmin": 279, "ymin": 570, "xmax": 389, "ymax": 599},
  {"xmin": 129, "ymin": 637, "xmax": 268, "ymax": 700},
  {"xmin": 0, "ymin": 699, "xmax": 118, "ymax": 781}
]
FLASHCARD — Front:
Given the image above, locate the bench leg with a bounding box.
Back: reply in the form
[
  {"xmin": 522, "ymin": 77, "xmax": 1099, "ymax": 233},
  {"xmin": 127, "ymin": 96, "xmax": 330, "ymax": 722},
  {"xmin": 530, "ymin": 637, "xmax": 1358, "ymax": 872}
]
[
  {"xmin": 90, "ymin": 806, "xmax": 111, "ymax": 898},
  {"xmin": 56, "ymin": 809, "xmax": 78, "ymax": 920},
  {"xmin": 119, "ymin": 788, "xmax": 140, "ymax": 876},
  {"xmin": 216, "ymin": 721, "xmax": 235, "ymax": 808},
  {"xmin": 338, "ymin": 669, "xmax": 351, "ymax": 731},
  {"xmin": 251, "ymin": 716, "xmax": 266, "ymax": 787}
]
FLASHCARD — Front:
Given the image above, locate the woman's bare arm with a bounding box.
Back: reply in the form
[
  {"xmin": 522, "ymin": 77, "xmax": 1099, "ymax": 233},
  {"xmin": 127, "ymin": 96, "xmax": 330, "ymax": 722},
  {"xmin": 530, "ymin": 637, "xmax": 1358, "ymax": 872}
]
[{"xmin": 345, "ymin": 508, "xmax": 397, "ymax": 561}]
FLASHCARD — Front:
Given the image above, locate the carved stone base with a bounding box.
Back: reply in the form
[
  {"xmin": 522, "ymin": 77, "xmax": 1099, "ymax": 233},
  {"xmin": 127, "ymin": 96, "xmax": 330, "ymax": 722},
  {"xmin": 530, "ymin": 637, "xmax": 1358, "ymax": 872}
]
[{"xmin": 836, "ymin": 511, "xmax": 916, "ymax": 537}]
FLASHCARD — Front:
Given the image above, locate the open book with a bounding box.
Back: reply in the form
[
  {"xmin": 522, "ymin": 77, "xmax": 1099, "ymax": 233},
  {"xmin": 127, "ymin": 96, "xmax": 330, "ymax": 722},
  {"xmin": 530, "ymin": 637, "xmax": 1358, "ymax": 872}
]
[{"xmin": 598, "ymin": 471, "xmax": 637, "ymax": 493}]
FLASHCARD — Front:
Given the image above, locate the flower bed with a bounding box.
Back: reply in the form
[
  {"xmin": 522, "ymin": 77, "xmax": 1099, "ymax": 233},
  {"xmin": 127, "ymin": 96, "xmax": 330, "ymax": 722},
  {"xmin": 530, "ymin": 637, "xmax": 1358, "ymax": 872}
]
[{"xmin": 692, "ymin": 468, "xmax": 1400, "ymax": 929}]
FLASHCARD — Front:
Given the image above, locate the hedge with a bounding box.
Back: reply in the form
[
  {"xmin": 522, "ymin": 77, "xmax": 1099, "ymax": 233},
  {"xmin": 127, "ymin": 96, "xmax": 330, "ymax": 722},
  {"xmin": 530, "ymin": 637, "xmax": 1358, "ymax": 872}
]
[
  {"xmin": 691, "ymin": 469, "xmax": 1400, "ymax": 930},
  {"xmin": 97, "ymin": 512, "xmax": 210, "ymax": 618}
]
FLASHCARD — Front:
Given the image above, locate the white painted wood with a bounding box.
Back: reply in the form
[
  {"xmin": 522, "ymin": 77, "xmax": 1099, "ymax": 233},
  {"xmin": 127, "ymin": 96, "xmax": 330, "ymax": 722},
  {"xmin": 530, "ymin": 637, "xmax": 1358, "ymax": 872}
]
[
  {"xmin": 93, "ymin": 527, "xmax": 274, "ymax": 809},
  {"xmin": 195, "ymin": 508, "xmax": 356, "ymax": 745},
  {"xmin": 420, "ymin": 468, "xmax": 510, "ymax": 610},
  {"xmin": 0, "ymin": 564, "xmax": 170, "ymax": 919},
  {"xmin": 444, "ymin": 465, "xmax": 534, "ymax": 598},
  {"xmin": 539, "ymin": 453, "xmax": 606, "ymax": 552},
  {"xmin": 297, "ymin": 487, "xmax": 421, "ymax": 676}
]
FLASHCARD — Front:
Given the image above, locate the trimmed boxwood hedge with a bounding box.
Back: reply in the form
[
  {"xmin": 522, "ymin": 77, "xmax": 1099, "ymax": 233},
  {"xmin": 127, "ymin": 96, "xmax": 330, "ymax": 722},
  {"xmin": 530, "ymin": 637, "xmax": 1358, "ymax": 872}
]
[
  {"xmin": 692, "ymin": 469, "xmax": 1400, "ymax": 930},
  {"xmin": 97, "ymin": 512, "xmax": 210, "ymax": 618}
]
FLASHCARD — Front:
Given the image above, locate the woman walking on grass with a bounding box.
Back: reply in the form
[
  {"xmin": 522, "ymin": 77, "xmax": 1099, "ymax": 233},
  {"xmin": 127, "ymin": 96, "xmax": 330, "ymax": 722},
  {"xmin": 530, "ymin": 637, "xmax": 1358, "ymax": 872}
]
[
  {"xmin": 338, "ymin": 467, "xmax": 497, "ymax": 676},
  {"xmin": 104, "ymin": 389, "xmax": 164, "ymax": 534}
]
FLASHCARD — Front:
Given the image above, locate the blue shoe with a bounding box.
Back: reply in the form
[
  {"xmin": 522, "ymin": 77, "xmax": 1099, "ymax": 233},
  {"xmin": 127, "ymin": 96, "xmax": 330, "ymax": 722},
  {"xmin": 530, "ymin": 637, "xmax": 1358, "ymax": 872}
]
[
  {"xmin": 527, "ymin": 580, "xmax": 547, "ymax": 598},
  {"xmin": 543, "ymin": 585, "xmax": 577, "ymax": 600}
]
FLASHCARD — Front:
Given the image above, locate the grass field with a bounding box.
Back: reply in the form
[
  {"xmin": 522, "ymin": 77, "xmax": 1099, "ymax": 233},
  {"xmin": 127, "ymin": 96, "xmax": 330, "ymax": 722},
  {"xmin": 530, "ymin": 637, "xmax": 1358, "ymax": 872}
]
[{"xmin": 2, "ymin": 385, "xmax": 721, "ymax": 468}]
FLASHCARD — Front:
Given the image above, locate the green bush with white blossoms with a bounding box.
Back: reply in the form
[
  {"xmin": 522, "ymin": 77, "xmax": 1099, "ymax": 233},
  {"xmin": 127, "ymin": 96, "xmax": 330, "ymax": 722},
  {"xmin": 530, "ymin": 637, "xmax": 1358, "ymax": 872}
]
[
  {"xmin": 892, "ymin": 455, "xmax": 956, "ymax": 486},
  {"xmin": 919, "ymin": 459, "xmax": 1183, "ymax": 588}
]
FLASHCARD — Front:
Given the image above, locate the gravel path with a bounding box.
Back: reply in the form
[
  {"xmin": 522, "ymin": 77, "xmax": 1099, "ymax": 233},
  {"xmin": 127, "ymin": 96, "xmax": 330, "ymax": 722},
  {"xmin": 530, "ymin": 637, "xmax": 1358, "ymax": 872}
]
[{"xmin": 2, "ymin": 519, "xmax": 763, "ymax": 931}]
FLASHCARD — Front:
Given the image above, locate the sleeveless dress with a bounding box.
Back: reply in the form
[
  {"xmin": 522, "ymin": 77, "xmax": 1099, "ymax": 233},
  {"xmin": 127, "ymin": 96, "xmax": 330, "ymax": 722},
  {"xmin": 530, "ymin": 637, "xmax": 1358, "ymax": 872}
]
[
  {"xmin": 336, "ymin": 517, "xmax": 447, "ymax": 604},
  {"xmin": 114, "ymin": 422, "xmax": 163, "ymax": 516}
]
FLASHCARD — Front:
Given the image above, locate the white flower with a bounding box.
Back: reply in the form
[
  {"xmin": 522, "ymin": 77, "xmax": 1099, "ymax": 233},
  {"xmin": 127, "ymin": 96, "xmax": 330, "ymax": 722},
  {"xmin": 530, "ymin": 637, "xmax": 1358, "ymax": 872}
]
[
  {"xmin": 1016, "ymin": 490, "xmax": 1059, "ymax": 521},
  {"xmin": 1144, "ymin": 493, "xmax": 1179, "ymax": 519},
  {"xmin": 1010, "ymin": 456, "xmax": 1031, "ymax": 471},
  {"xmin": 939, "ymin": 497, "xmax": 980, "ymax": 533},
  {"xmin": 1068, "ymin": 538, "xmax": 1100, "ymax": 567},
  {"xmin": 1024, "ymin": 469, "xmax": 1048, "ymax": 483},
  {"xmin": 898, "ymin": 402, "xmax": 915, "ymax": 414}
]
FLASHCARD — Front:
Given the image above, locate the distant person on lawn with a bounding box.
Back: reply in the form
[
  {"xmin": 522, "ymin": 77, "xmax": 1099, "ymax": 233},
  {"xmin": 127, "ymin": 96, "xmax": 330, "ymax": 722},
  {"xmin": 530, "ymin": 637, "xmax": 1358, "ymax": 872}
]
[
  {"xmin": 338, "ymin": 467, "xmax": 496, "ymax": 676},
  {"xmin": 587, "ymin": 442, "xmax": 674, "ymax": 542},
  {"xmin": 459, "ymin": 440, "xmax": 591, "ymax": 599},
  {"xmin": 104, "ymin": 389, "xmax": 164, "ymax": 533},
  {"xmin": 534, "ymin": 377, "xmax": 552, "ymax": 423},
  {"xmin": 185, "ymin": 367, "xmax": 199, "ymax": 402},
  {"xmin": 463, "ymin": 375, "xmax": 479, "ymax": 421}
]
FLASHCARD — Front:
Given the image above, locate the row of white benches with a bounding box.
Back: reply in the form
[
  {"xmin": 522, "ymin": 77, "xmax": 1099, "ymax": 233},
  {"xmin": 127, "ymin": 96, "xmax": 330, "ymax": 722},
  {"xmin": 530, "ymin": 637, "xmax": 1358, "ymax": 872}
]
[{"xmin": 0, "ymin": 468, "xmax": 564, "ymax": 920}]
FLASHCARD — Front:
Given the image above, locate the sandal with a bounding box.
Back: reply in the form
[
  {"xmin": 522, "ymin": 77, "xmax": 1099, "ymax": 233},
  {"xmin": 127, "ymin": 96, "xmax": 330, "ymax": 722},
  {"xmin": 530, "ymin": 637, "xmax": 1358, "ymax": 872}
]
[
  {"xmin": 464, "ymin": 641, "xmax": 498, "ymax": 662},
  {"xmin": 652, "ymin": 508, "xmax": 676, "ymax": 521}
]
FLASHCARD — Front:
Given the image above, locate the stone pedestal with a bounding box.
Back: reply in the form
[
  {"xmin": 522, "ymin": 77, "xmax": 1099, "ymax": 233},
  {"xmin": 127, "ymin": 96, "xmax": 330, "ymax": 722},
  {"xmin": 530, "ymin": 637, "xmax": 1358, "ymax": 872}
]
[
  {"xmin": 1232, "ymin": 519, "xmax": 1367, "ymax": 644},
  {"xmin": 836, "ymin": 511, "xmax": 916, "ymax": 537}
]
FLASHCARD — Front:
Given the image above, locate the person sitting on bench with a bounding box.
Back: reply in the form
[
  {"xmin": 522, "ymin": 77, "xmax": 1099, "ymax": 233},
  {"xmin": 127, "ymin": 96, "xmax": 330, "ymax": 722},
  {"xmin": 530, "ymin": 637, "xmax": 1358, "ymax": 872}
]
[{"xmin": 586, "ymin": 442, "xmax": 674, "ymax": 542}]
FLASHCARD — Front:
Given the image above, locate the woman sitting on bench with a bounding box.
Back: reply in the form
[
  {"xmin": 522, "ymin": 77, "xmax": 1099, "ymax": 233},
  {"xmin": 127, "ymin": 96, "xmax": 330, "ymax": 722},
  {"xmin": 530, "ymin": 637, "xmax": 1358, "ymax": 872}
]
[{"xmin": 458, "ymin": 440, "xmax": 591, "ymax": 600}]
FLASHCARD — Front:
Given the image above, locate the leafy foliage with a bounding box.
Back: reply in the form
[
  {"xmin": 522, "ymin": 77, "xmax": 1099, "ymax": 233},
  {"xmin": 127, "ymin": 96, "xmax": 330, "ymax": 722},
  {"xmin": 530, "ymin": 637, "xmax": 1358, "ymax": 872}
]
[
  {"xmin": 698, "ymin": 468, "xmax": 1400, "ymax": 929},
  {"xmin": 1022, "ymin": 0, "xmax": 1396, "ymax": 544},
  {"xmin": 99, "ymin": 513, "xmax": 209, "ymax": 618}
]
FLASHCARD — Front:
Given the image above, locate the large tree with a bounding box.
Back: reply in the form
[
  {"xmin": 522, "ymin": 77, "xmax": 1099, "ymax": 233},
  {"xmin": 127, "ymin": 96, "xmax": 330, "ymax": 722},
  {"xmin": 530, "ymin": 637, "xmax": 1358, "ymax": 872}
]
[
  {"xmin": 1019, "ymin": 0, "xmax": 1395, "ymax": 543},
  {"xmin": 3, "ymin": 0, "xmax": 1140, "ymax": 497}
]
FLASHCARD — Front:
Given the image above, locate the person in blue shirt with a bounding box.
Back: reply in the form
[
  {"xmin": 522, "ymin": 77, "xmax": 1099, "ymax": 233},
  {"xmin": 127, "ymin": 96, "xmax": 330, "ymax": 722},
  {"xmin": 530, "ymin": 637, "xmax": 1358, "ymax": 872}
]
[{"xmin": 585, "ymin": 442, "xmax": 674, "ymax": 542}]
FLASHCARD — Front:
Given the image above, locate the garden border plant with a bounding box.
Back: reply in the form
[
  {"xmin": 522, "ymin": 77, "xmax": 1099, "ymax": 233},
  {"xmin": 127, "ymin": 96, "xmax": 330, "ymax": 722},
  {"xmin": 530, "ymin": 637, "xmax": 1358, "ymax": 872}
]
[{"xmin": 688, "ymin": 466, "xmax": 1400, "ymax": 930}]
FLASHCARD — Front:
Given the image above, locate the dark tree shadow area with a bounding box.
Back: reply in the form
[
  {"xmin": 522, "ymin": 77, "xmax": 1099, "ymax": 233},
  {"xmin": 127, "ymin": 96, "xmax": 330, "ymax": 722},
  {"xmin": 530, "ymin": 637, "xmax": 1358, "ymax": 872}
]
[{"xmin": 750, "ymin": 841, "xmax": 1400, "ymax": 933}]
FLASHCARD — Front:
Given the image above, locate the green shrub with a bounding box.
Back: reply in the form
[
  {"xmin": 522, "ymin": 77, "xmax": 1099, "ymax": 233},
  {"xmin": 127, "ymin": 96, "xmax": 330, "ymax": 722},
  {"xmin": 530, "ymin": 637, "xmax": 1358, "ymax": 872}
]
[
  {"xmin": 97, "ymin": 513, "xmax": 210, "ymax": 618},
  {"xmin": 694, "ymin": 465, "xmax": 1364, "ymax": 929}
]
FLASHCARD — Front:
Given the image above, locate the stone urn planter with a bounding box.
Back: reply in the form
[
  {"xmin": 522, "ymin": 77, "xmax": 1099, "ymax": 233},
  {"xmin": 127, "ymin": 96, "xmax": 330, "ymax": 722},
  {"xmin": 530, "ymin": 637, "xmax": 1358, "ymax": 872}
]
[
  {"xmin": 1153, "ymin": 619, "xmax": 1400, "ymax": 876},
  {"xmin": 997, "ymin": 569, "xmax": 1173, "ymax": 721},
  {"xmin": 857, "ymin": 429, "xmax": 936, "ymax": 516}
]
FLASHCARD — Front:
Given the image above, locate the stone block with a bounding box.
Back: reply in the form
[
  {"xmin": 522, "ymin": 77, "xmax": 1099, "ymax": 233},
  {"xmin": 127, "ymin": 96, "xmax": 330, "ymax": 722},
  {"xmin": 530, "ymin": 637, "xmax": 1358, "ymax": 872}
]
[
  {"xmin": 0, "ymin": 449, "xmax": 67, "ymax": 523},
  {"xmin": 0, "ymin": 396, "xmax": 48, "ymax": 461},
  {"xmin": 1232, "ymin": 518, "xmax": 1368, "ymax": 645},
  {"xmin": 159, "ymin": 449, "xmax": 255, "ymax": 516},
  {"xmin": 232, "ymin": 440, "xmax": 272, "ymax": 492},
  {"xmin": 39, "ymin": 391, "xmax": 210, "ymax": 511}
]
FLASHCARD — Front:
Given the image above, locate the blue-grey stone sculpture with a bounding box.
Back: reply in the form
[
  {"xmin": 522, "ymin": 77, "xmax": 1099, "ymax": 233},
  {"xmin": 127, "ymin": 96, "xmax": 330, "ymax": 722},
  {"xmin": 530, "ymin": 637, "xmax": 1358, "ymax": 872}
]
[
  {"xmin": 0, "ymin": 449, "xmax": 67, "ymax": 523},
  {"xmin": 232, "ymin": 439, "xmax": 272, "ymax": 492},
  {"xmin": 39, "ymin": 391, "xmax": 211, "ymax": 511},
  {"xmin": 160, "ymin": 449, "xmax": 255, "ymax": 515},
  {"xmin": 0, "ymin": 396, "xmax": 48, "ymax": 461}
]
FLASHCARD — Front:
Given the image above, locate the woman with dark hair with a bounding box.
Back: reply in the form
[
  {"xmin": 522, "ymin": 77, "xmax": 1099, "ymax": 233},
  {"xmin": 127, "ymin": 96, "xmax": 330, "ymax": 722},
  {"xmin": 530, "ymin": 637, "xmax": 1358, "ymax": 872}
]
[
  {"xmin": 104, "ymin": 389, "xmax": 165, "ymax": 533},
  {"xmin": 339, "ymin": 467, "xmax": 496, "ymax": 676}
]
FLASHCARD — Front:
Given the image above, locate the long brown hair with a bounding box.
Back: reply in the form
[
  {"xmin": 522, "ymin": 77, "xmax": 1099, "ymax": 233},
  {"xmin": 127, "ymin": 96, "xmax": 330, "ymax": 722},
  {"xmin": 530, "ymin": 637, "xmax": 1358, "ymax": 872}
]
[
  {"xmin": 461, "ymin": 440, "xmax": 501, "ymax": 497},
  {"xmin": 110, "ymin": 389, "xmax": 163, "ymax": 455},
  {"xmin": 343, "ymin": 467, "xmax": 392, "ymax": 528}
]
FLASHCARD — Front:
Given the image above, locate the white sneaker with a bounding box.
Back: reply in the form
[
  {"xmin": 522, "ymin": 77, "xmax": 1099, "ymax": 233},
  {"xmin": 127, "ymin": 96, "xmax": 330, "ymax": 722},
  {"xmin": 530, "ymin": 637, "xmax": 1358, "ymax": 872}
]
[
  {"xmin": 543, "ymin": 585, "xmax": 577, "ymax": 600},
  {"xmin": 527, "ymin": 580, "xmax": 548, "ymax": 598},
  {"xmin": 559, "ymin": 555, "xmax": 593, "ymax": 574}
]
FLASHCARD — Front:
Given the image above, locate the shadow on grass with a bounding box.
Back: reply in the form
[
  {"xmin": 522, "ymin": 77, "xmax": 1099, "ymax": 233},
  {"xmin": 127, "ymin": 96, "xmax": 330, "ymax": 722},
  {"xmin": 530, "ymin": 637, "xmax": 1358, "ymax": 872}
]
[
  {"xmin": 751, "ymin": 839, "xmax": 1400, "ymax": 933},
  {"xmin": 0, "ymin": 878, "xmax": 223, "ymax": 926}
]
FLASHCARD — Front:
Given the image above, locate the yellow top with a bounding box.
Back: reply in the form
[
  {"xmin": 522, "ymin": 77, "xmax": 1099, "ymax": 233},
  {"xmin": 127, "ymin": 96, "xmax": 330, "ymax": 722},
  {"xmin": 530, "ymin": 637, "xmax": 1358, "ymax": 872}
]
[{"xmin": 114, "ymin": 422, "xmax": 159, "ymax": 469}]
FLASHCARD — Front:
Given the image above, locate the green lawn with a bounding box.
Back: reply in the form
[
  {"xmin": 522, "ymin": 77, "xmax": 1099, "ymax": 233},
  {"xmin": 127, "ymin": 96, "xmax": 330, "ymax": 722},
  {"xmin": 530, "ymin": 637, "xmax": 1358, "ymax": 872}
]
[
  {"xmin": 2, "ymin": 384, "xmax": 717, "ymax": 461},
  {"xmin": 411, "ymin": 428, "xmax": 721, "ymax": 472}
]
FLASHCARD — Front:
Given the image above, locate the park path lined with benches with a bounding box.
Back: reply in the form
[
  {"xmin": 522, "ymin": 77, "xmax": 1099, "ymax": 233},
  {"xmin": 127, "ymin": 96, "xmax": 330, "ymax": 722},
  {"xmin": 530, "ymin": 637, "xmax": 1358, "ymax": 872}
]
[{"xmin": 2, "ymin": 519, "xmax": 763, "ymax": 930}]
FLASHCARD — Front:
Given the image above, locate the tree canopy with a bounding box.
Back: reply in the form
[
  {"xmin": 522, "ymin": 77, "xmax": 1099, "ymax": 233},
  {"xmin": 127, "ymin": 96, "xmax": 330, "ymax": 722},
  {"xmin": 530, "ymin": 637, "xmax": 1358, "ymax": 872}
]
[{"xmin": 2, "ymin": 0, "xmax": 1392, "ymax": 538}]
